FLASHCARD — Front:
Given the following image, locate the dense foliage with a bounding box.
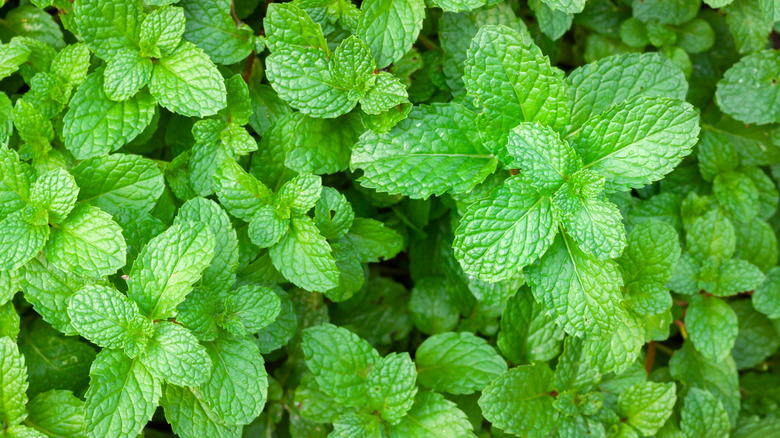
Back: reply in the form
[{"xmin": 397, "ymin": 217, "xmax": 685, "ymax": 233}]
[{"xmin": 1, "ymin": 0, "xmax": 780, "ymax": 436}]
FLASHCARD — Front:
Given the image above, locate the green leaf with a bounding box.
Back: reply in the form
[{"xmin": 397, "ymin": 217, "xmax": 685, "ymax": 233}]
[
  {"xmin": 72, "ymin": 153, "xmax": 164, "ymax": 216},
  {"xmin": 83, "ymin": 349, "xmax": 161, "ymax": 438},
  {"xmin": 680, "ymin": 388, "xmax": 730, "ymax": 438},
  {"xmin": 72, "ymin": 0, "xmax": 142, "ymax": 60},
  {"xmin": 67, "ymin": 284, "xmax": 148, "ymax": 351},
  {"xmin": 716, "ymin": 50, "xmax": 780, "ymax": 125},
  {"xmin": 687, "ymin": 210, "xmax": 735, "ymax": 263},
  {"xmin": 265, "ymin": 46, "xmax": 357, "ymax": 119},
  {"xmin": 429, "ymin": 0, "xmax": 487, "ymax": 12},
  {"xmin": 464, "ymin": 25, "xmax": 569, "ymax": 141},
  {"xmin": 583, "ymin": 311, "xmax": 644, "ymax": 374},
  {"xmin": 161, "ymin": 385, "xmax": 241, "ymax": 438},
  {"xmin": 200, "ymin": 336, "xmax": 267, "ymax": 425},
  {"xmin": 140, "ymin": 322, "xmax": 210, "ymax": 386},
  {"xmin": 478, "ymin": 364, "xmax": 558, "ymax": 437},
  {"xmin": 127, "ymin": 220, "xmax": 216, "ymax": 320},
  {"xmin": 554, "ymin": 337, "xmax": 601, "ymax": 392},
  {"xmin": 356, "ymin": 0, "xmax": 426, "ymax": 68},
  {"xmin": 21, "ymin": 256, "xmax": 86, "ymax": 335},
  {"xmin": 714, "ymin": 171, "xmax": 759, "ymax": 222},
  {"xmin": 263, "ymin": 3, "xmax": 328, "ymax": 52},
  {"xmin": 617, "ymin": 382, "xmax": 677, "ymax": 436},
  {"xmin": 366, "ymin": 352, "xmax": 417, "ymax": 425},
  {"xmin": 730, "ymin": 299, "xmax": 780, "ymax": 369},
  {"xmin": 338, "ymin": 218, "xmax": 403, "ymax": 263},
  {"xmin": 498, "ymin": 288, "xmax": 564, "ymax": 364},
  {"xmin": 25, "ymin": 390, "xmax": 87, "ymax": 438},
  {"xmin": 724, "ymin": 0, "xmax": 772, "ymax": 55},
  {"xmin": 669, "ymin": 341, "xmax": 740, "ymax": 425},
  {"xmin": 389, "ymin": 391, "xmax": 474, "ymax": 438},
  {"xmin": 527, "ymin": 233, "xmax": 625, "ymax": 338},
  {"xmin": 0, "ymin": 147, "xmax": 31, "ymax": 222},
  {"xmin": 63, "ymin": 71, "xmax": 156, "ymax": 160},
  {"xmin": 566, "ymin": 52, "xmax": 687, "ymax": 133},
  {"xmin": 360, "ymin": 72, "xmax": 409, "ymax": 115},
  {"xmin": 409, "ymin": 276, "xmax": 459, "ymax": 335},
  {"xmin": 46, "ymin": 205, "xmax": 127, "ymax": 278},
  {"xmin": 270, "ymin": 215, "xmax": 338, "ymax": 292},
  {"xmin": 632, "ymin": 0, "xmax": 700, "ymax": 25},
  {"xmin": 754, "ymin": 267, "xmax": 780, "ymax": 319},
  {"xmin": 213, "ymin": 158, "xmax": 272, "ymax": 222},
  {"xmin": 0, "ymin": 336, "xmax": 28, "ymax": 429},
  {"xmin": 331, "ymin": 36, "xmax": 375, "ymax": 89},
  {"xmin": 505, "ymin": 122, "xmax": 581, "ymax": 193},
  {"xmin": 139, "ymin": 6, "xmax": 186, "ymax": 57},
  {"xmin": 281, "ymin": 112, "xmax": 364, "ymax": 175},
  {"xmin": 571, "ymin": 96, "xmax": 699, "ymax": 191},
  {"xmin": 530, "ymin": 0, "xmax": 573, "ymax": 41},
  {"xmin": 276, "ymin": 173, "xmax": 322, "ymax": 215},
  {"xmin": 301, "ymin": 323, "xmax": 380, "ymax": 406},
  {"xmin": 102, "ymin": 49, "xmax": 152, "ymax": 101},
  {"xmin": 50, "ymin": 43, "xmax": 90, "ymax": 86},
  {"xmin": 453, "ymin": 175, "xmax": 558, "ymax": 283},
  {"xmin": 149, "ymin": 42, "xmax": 227, "ymax": 117},
  {"xmin": 0, "ymin": 209, "xmax": 49, "ymax": 271},
  {"xmin": 416, "ymin": 331, "xmax": 507, "ymax": 395},
  {"xmin": 248, "ymin": 205, "xmax": 287, "ymax": 248},
  {"xmin": 219, "ymin": 284, "xmax": 282, "ymax": 334},
  {"xmin": 18, "ymin": 319, "xmax": 96, "ymax": 397},
  {"xmin": 352, "ymin": 103, "xmax": 498, "ymax": 199},
  {"xmin": 0, "ymin": 38, "xmax": 31, "ymax": 80},
  {"xmin": 686, "ymin": 295, "xmax": 738, "ymax": 362},
  {"xmin": 29, "ymin": 168, "xmax": 78, "ymax": 224},
  {"xmin": 181, "ymin": 0, "xmax": 253, "ymax": 65},
  {"xmin": 540, "ymin": 0, "xmax": 586, "ymax": 13},
  {"xmin": 175, "ymin": 197, "xmax": 239, "ymax": 294}
]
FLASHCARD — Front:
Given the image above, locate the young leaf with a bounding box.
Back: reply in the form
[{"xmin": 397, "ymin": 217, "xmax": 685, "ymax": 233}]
[
  {"xmin": 269, "ymin": 215, "xmax": 339, "ymax": 292},
  {"xmin": 161, "ymin": 385, "xmax": 241, "ymax": 438},
  {"xmin": 478, "ymin": 364, "xmax": 558, "ymax": 437},
  {"xmin": 67, "ymin": 285, "xmax": 148, "ymax": 351},
  {"xmin": 416, "ymin": 331, "xmax": 507, "ymax": 395},
  {"xmin": 366, "ymin": 352, "xmax": 418, "ymax": 425},
  {"xmin": 140, "ymin": 322, "xmax": 210, "ymax": 387},
  {"xmin": 389, "ymin": 391, "xmax": 474, "ymax": 437},
  {"xmin": 356, "ymin": 0, "xmax": 426, "ymax": 68},
  {"xmin": 83, "ymin": 349, "xmax": 161, "ymax": 438},
  {"xmin": 680, "ymin": 388, "xmax": 730, "ymax": 438},
  {"xmin": 181, "ymin": 0, "xmax": 253, "ymax": 65},
  {"xmin": 352, "ymin": 103, "xmax": 498, "ymax": 199},
  {"xmin": 617, "ymin": 382, "xmax": 677, "ymax": 436},
  {"xmin": 0, "ymin": 336, "xmax": 28, "ymax": 429},
  {"xmin": 25, "ymin": 390, "xmax": 87, "ymax": 438},
  {"xmin": 454, "ymin": 175, "xmax": 558, "ymax": 283},
  {"xmin": 29, "ymin": 168, "xmax": 79, "ymax": 224}
]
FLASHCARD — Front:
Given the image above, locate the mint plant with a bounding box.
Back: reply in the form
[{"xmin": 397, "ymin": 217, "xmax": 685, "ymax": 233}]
[{"xmin": 1, "ymin": 0, "xmax": 780, "ymax": 437}]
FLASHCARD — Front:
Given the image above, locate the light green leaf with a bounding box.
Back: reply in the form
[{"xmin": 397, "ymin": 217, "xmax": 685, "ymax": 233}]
[
  {"xmin": 84, "ymin": 349, "xmax": 161, "ymax": 438},
  {"xmin": 714, "ymin": 171, "xmax": 759, "ymax": 223},
  {"xmin": 680, "ymin": 388, "xmax": 730, "ymax": 438},
  {"xmin": 389, "ymin": 391, "xmax": 474, "ymax": 438},
  {"xmin": 139, "ymin": 6, "xmax": 186, "ymax": 57},
  {"xmin": 724, "ymin": 0, "xmax": 772, "ymax": 55},
  {"xmin": 301, "ymin": 323, "xmax": 380, "ymax": 406},
  {"xmin": 360, "ymin": 72, "xmax": 409, "ymax": 115},
  {"xmin": 0, "ymin": 209, "xmax": 49, "ymax": 271},
  {"xmin": 72, "ymin": 153, "xmax": 164, "ymax": 216},
  {"xmin": 72, "ymin": 0, "xmax": 142, "ymax": 60},
  {"xmin": 149, "ymin": 42, "xmax": 227, "ymax": 117},
  {"xmin": 213, "ymin": 158, "xmax": 272, "ymax": 222},
  {"xmin": 161, "ymin": 385, "xmax": 241, "ymax": 438},
  {"xmin": 63, "ymin": 71, "xmax": 156, "ymax": 160},
  {"xmin": 25, "ymin": 390, "xmax": 87, "ymax": 438},
  {"xmin": 331, "ymin": 36, "xmax": 375, "ymax": 88},
  {"xmin": 30, "ymin": 169, "xmax": 78, "ymax": 224},
  {"xmin": 498, "ymin": 288, "xmax": 564, "ymax": 364},
  {"xmin": 0, "ymin": 336, "xmax": 28, "ymax": 428},
  {"xmin": 50, "ymin": 43, "xmax": 90, "ymax": 86},
  {"xmin": 505, "ymin": 122, "xmax": 581, "ymax": 193},
  {"xmin": 716, "ymin": 50, "xmax": 780, "ymax": 125},
  {"xmin": 67, "ymin": 285, "xmax": 147, "ymax": 351},
  {"xmin": 338, "ymin": 218, "xmax": 403, "ymax": 263},
  {"xmin": 21, "ymin": 255, "xmax": 86, "ymax": 335},
  {"xmin": 356, "ymin": 0, "xmax": 426, "ymax": 68},
  {"xmin": 219, "ymin": 284, "xmax": 282, "ymax": 334},
  {"xmin": 530, "ymin": 0, "xmax": 573, "ymax": 41},
  {"xmin": 571, "ymin": 96, "xmax": 699, "ymax": 191},
  {"xmin": 454, "ymin": 175, "xmax": 558, "ymax": 283},
  {"xmin": 276, "ymin": 173, "xmax": 322, "ymax": 215},
  {"xmin": 541, "ymin": 0, "xmax": 586, "ymax": 13},
  {"xmin": 174, "ymin": 197, "xmax": 239, "ymax": 295},
  {"xmin": 265, "ymin": 46, "xmax": 356, "ymax": 118},
  {"xmin": 366, "ymin": 352, "xmax": 417, "ymax": 425},
  {"xmin": 352, "ymin": 103, "xmax": 497, "ymax": 199},
  {"xmin": 0, "ymin": 147, "xmax": 31, "ymax": 222},
  {"xmin": 263, "ymin": 3, "xmax": 328, "ymax": 52},
  {"xmin": 416, "ymin": 331, "xmax": 507, "ymax": 395},
  {"xmin": 141, "ymin": 322, "xmax": 211, "ymax": 386},
  {"xmin": 617, "ymin": 382, "xmax": 677, "ymax": 436},
  {"xmin": 555, "ymin": 187, "xmax": 627, "ymax": 260},
  {"xmin": 686, "ymin": 295, "xmax": 738, "ymax": 362},
  {"xmin": 127, "ymin": 220, "xmax": 216, "ymax": 320},
  {"xmin": 464, "ymin": 25, "xmax": 569, "ymax": 141},
  {"xmin": 754, "ymin": 267, "xmax": 780, "ymax": 319},
  {"xmin": 46, "ymin": 205, "xmax": 127, "ymax": 278},
  {"xmin": 270, "ymin": 215, "xmax": 338, "ymax": 292},
  {"xmin": 730, "ymin": 299, "xmax": 780, "ymax": 369},
  {"xmin": 478, "ymin": 364, "xmax": 558, "ymax": 437},
  {"xmin": 283, "ymin": 112, "xmax": 364, "ymax": 175},
  {"xmin": 409, "ymin": 276, "xmax": 459, "ymax": 335},
  {"xmin": 103, "ymin": 49, "xmax": 152, "ymax": 101},
  {"xmin": 687, "ymin": 210, "xmax": 735, "ymax": 263},
  {"xmin": 632, "ymin": 0, "xmax": 700, "ymax": 25},
  {"xmin": 0, "ymin": 38, "xmax": 31, "ymax": 80},
  {"xmin": 528, "ymin": 232, "xmax": 625, "ymax": 338},
  {"xmin": 584, "ymin": 312, "xmax": 644, "ymax": 374},
  {"xmin": 200, "ymin": 336, "xmax": 268, "ymax": 425},
  {"xmin": 181, "ymin": 0, "xmax": 253, "ymax": 65},
  {"xmin": 429, "ymin": 0, "xmax": 486, "ymax": 12}
]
